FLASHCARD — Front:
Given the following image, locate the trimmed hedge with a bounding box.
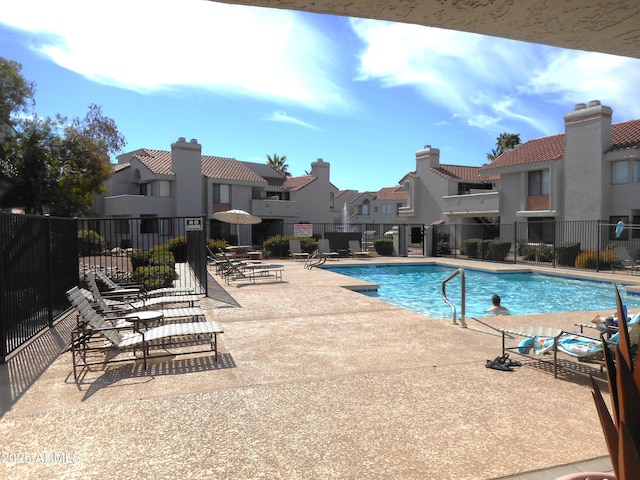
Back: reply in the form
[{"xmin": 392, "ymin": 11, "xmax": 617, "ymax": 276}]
[
  {"xmin": 263, "ymin": 235, "xmax": 318, "ymax": 258},
  {"xmin": 575, "ymin": 249, "xmax": 617, "ymax": 270},
  {"xmin": 486, "ymin": 239, "xmax": 511, "ymax": 261},
  {"xmin": 78, "ymin": 229, "xmax": 106, "ymax": 255},
  {"xmin": 374, "ymin": 238, "xmax": 393, "ymax": 256},
  {"xmin": 556, "ymin": 242, "xmax": 581, "ymax": 266},
  {"xmin": 132, "ymin": 265, "xmax": 175, "ymax": 290}
]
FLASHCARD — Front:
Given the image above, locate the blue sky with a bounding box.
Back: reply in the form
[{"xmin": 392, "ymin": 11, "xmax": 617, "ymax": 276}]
[{"xmin": 3, "ymin": 0, "xmax": 640, "ymax": 192}]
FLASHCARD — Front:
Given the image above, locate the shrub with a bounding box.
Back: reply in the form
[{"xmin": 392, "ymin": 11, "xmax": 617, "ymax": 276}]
[
  {"xmin": 130, "ymin": 249, "xmax": 149, "ymax": 269},
  {"xmin": 206, "ymin": 239, "xmax": 228, "ymax": 253},
  {"xmin": 149, "ymin": 249, "xmax": 175, "ymax": 268},
  {"xmin": 165, "ymin": 236, "xmax": 187, "ymax": 262},
  {"xmin": 556, "ymin": 242, "xmax": 581, "ymax": 266},
  {"xmin": 263, "ymin": 235, "xmax": 317, "ymax": 258},
  {"xmin": 77, "ymin": 229, "xmax": 106, "ymax": 256},
  {"xmin": 535, "ymin": 244, "xmax": 554, "ymax": 263},
  {"xmin": 575, "ymin": 249, "xmax": 617, "ymax": 270},
  {"xmin": 462, "ymin": 238, "xmax": 481, "ymax": 258},
  {"xmin": 486, "ymin": 239, "xmax": 511, "ymax": 261},
  {"xmin": 374, "ymin": 238, "xmax": 394, "ymax": 256},
  {"xmin": 436, "ymin": 241, "xmax": 451, "ymax": 255},
  {"xmin": 132, "ymin": 265, "xmax": 175, "ymax": 290}
]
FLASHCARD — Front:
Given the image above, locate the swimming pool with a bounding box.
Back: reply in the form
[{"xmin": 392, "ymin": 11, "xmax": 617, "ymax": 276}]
[{"xmin": 321, "ymin": 264, "xmax": 640, "ymax": 319}]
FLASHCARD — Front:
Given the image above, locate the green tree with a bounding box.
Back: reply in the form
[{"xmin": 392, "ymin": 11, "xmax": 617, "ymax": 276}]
[
  {"xmin": 1, "ymin": 105, "xmax": 125, "ymax": 216},
  {"xmin": 0, "ymin": 58, "xmax": 35, "ymax": 130},
  {"xmin": 266, "ymin": 153, "xmax": 291, "ymax": 177},
  {"xmin": 486, "ymin": 132, "xmax": 521, "ymax": 162}
]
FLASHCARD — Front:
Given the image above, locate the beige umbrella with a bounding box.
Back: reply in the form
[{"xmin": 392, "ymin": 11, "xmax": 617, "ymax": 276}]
[
  {"xmin": 213, "ymin": 209, "xmax": 262, "ymax": 242},
  {"xmin": 213, "ymin": 209, "xmax": 262, "ymax": 225}
]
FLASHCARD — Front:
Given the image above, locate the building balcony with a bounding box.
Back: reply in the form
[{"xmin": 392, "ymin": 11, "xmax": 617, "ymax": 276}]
[
  {"xmin": 251, "ymin": 198, "xmax": 300, "ymax": 218},
  {"xmin": 442, "ymin": 191, "xmax": 500, "ymax": 216},
  {"xmin": 104, "ymin": 195, "xmax": 173, "ymax": 216}
]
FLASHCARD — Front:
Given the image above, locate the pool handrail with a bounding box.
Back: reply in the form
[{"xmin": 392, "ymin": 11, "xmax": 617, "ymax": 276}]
[{"xmin": 442, "ymin": 268, "xmax": 467, "ymax": 328}]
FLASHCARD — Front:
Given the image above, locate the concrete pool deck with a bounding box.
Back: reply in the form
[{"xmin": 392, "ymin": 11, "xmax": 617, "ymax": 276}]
[{"xmin": 1, "ymin": 257, "xmax": 634, "ymax": 479}]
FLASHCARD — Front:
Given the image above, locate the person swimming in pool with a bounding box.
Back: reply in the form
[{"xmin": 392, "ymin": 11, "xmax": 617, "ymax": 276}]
[{"xmin": 486, "ymin": 294, "xmax": 510, "ymax": 315}]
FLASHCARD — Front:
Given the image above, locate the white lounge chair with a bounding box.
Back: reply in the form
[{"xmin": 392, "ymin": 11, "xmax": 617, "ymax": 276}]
[
  {"xmin": 86, "ymin": 273, "xmax": 201, "ymax": 312},
  {"xmin": 318, "ymin": 239, "xmax": 339, "ymax": 259},
  {"xmin": 349, "ymin": 240, "xmax": 371, "ymax": 259},
  {"xmin": 93, "ymin": 270, "xmax": 196, "ymax": 297},
  {"xmin": 289, "ymin": 240, "xmax": 310, "ymax": 261},
  {"xmin": 67, "ymin": 286, "xmax": 224, "ymax": 378},
  {"xmin": 613, "ymin": 246, "xmax": 640, "ymax": 274}
]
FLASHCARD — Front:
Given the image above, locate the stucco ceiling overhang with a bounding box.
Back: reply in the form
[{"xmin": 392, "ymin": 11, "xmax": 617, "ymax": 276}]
[{"xmin": 212, "ymin": 0, "xmax": 640, "ymax": 59}]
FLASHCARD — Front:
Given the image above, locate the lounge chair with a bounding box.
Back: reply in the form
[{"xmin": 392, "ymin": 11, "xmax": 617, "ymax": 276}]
[
  {"xmin": 86, "ymin": 273, "xmax": 201, "ymax": 311},
  {"xmin": 317, "ymin": 239, "xmax": 339, "ymax": 259},
  {"xmin": 348, "ymin": 240, "xmax": 371, "ymax": 259},
  {"xmin": 66, "ymin": 286, "xmax": 224, "ymax": 378},
  {"xmin": 289, "ymin": 240, "xmax": 310, "ymax": 261},
  {"xmin": 500, "ymin": 313, "xmax": 640, "ymax": 378},
  {"xmin": 93, "ymin": 270, "xmax": 196, "ymax": 297},
  {"xmin": 613, "ymin": 246, "xmax": 640, "ymax": 274}
]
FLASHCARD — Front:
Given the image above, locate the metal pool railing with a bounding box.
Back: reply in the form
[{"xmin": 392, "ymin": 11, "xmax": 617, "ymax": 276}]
[{"xmin": 442, "ymin": 267, "xmax": 467, "ymax": 328}]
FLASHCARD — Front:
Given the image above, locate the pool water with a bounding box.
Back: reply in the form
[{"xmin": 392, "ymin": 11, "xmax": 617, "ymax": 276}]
[{"xmin": 322, "ymin": 264, "xmax": 640, "ymax": 319}]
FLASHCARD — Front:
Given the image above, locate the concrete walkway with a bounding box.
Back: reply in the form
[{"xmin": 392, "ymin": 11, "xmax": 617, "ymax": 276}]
[{"xmin": 1, "ymin": 257, "xmax": 624, "ymax": 479}]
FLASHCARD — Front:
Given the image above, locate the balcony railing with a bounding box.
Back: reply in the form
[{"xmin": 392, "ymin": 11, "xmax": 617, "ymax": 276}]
[
  {"xmin": 442, "ymin": 191, "xmax": 499, "ymax": 216},
  {"xmin": 104, "ymin": 195, "xmax": 173, "ymax": 216},
  {"xmin": 251, "ymin": 198, "xmax": 300, "ymax": 218}
]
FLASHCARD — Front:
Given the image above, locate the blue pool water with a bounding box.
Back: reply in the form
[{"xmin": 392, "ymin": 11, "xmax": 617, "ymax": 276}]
[{"xmin": 321, "ymin": 264, "xmax": 640, "ymax": 319}]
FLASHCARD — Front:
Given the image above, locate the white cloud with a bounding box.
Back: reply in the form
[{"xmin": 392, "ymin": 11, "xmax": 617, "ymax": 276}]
[
  {"xmin": 1, "ymin": 0, "xmax": 353, "ymax": 114},
  {"xmin": 350, "ymin": 18, "xmax": 640, "ymax": 134},
  {"xmin": 263, "ymin": 110, "xmax": 321, "ymax": 130}
]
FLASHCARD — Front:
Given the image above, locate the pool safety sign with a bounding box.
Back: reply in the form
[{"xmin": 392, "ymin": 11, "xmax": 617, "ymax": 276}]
[
  {"xmin": 185, "ymin": 217, "xmax": 203, "ymax": 231},
  {"xmin": 294, "ymin": 223, "xmax": 313, "ymax": 237}
]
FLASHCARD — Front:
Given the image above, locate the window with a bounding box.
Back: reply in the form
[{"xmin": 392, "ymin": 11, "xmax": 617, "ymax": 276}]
[
  {"xmin": 612, "ymin": 161, "xmax": 629, "ymax": 184},
  {"xmin": 329, "ymin": 192, "xmax": 335, "ymax": 209},
  {"xmin": 140, "ymin": 183, "xmax": 150, "ymax": 196},
  {"xmin": 527, "ymin": 217, "xmax": 554, "ymax": 244},
  {"xmin": 360, "ymin": 200, "xmax": 370, "ymax": 215},
  {"xmin": 140, "ymin": 217, "xmax": 172, "ymax": 235},
  {"xmin": 381, "ymin": 204, "xmax": 392, "ymax": 215},
  {"xmin": 140, "ymin": 217, "xmax": 158, "ymax": 234},
  {"xmin": 157, "ymin": 180, "xmax": 171, "ymax": 197},
  {"xmin": 633, "ymin": 161, "xmax": 640, "ymax": 183},
  {"xmin": 528, "ymin": 169, "xmax": 549, "ymax": 196},
  {"xmin": 213, "ymin": 184, "xmax": 231, "ymax": 203}
]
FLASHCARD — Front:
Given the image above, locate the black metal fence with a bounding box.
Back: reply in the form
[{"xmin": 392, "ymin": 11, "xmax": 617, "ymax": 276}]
[
  {"xmin": 1, "ymin": 213, "xmax": 78, "ymax": 362},
  {"xmin": 432, "ymin": 220, "xmax": 640, "ymax": 270}
]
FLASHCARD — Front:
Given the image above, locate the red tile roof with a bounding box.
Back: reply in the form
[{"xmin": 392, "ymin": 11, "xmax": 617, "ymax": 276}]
[
  {"xmin": 481, "ymin": 119, "xmax": 640, "ymax": 173},
  {"xmin": 129, "ymin": 149, "xmax": 265, "ymax": 183},
  {"xmin": 375, "ymin": 186, "xmax": 407, "ymax": 201},
  {"xmin": 284, "ymin": 175, "xmax": 316, "ymax": 191},
  {"xmin": 431, "ymin": 164, "xmax": 488, "ymax": 182},
  {"xmin": 610, "ymin": 119, "xmax": 640, "ymax": 152}
]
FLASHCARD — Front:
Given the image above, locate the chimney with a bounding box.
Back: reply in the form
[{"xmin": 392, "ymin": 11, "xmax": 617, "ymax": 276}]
[
  {"xmin": 563, "ymin": 101, "xmax": 613, "ymax": 220},
  {"xmin": 171, "ymin": 137, "xmax": 203, "ymax": 217},
  {"xmin": 311, "ymin": 158, "xmax": 330, "ymax": 184},
  {"xmin": 416, "ymin": 145, "xmax": 440, "ymax": 169}
]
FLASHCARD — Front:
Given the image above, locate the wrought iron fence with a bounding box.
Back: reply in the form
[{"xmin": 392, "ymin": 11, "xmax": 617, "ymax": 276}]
[
  {"xmin": 432, "ymin": 220, "xmax": 640, "ymax": 271},
  {"xmin": 0, "ymin": 213, "xmax": 77, "ymax": 362}
]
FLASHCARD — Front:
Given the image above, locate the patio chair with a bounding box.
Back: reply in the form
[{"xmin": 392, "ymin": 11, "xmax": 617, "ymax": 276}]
[
  {"xmin": 289, "ymin": 240, "xmax": 310, "ymax": 261},
  {"xmin": 317, "ymin": 239, "xmax": 339, "ymax": 259},
  {"xmin": 500, "ymin": 313, "xmax": 640, "ymax": 378},
  {"xmin": 348, "ymin": 240, "xmax": 371, "ymax": 259},
  {"xmin": 93, "ymin": 270, "xmax": 196, "ymax": 297},
  {"xmin": 86, "ymin": 273, "xmax": 201, "ymax": 311},
  {"xmin": 80, "ymin": 287, "xmax": 206, "ymax": 324},
  {"xmin": 613, "ymin": 246, "xmax": 640, "ymax": 274},
  {"xmin": 66, "ymin": 286, "xmax": 224, "ymax": 378}
]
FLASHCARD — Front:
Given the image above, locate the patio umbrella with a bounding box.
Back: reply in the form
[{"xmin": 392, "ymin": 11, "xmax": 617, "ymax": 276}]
[
  {"xmin": 213, "ymin": 209, "xmax": 262, "ymax": 225},
  {"xmin": 213, "ymin": 209, "xmax": 262, "ymax": 243}
]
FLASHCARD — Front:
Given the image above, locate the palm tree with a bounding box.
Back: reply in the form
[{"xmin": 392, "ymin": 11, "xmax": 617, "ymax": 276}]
[
  {"xmin": 486, "ymin": 132, "xmax": 521, "ymax": 162},
  {"xmin": 266, "ymin": 153, "xmax": 291, "ymax": 177}
]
